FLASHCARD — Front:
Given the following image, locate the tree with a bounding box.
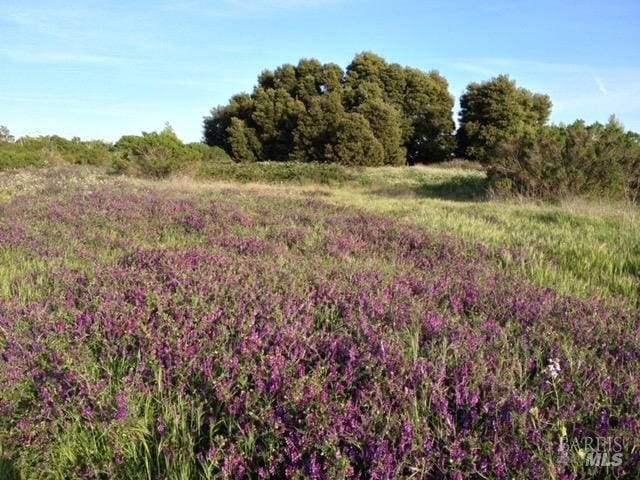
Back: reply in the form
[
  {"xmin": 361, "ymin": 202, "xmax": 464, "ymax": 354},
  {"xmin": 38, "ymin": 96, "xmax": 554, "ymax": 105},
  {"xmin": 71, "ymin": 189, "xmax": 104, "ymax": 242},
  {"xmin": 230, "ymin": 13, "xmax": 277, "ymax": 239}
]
[
  {"xmin": 203, "ymin": 52, "xmax": 456, "ymax": 165},
  {"xmin": 203, "ymin": 93, "xmax": 254, "ymax": 150},
  {"xmin": 345, "ymin": 52, "xmax": 389, "ymax": 94},
  {"xmin": 226, "ymin": 118, "xmax": 262, "ymax": 163},
  {"xmin": 251, "ymin": 88, "xmax": 305, "ymax": 161},
  {"xmin": 456, "ymin": 74, "xmax": 552, "ymax": 163},
  {"xmin": 0, "ymin": 125, "xmax": 14, "ymax": 144},
  {"xmin": 257, "ymin": 60, "xmax": 344, "ymax": 103},
  {"xmin": 291, "ymin": 93, "xmax": 386, "ymax": 166},
  {"xmin": 345, "ymin": 52, "xmax": 455, "ymax": 163},
  {"xmin": 401, "ymin": 69, "xmax": 455, "ymax": 163},
  {"xmin": 291, "ymin": 92, "xmax": 346, "ymax": 162},
  {"xmin": 318, "ymin": 63, "xmax": 344, "ymax": 94},
  {"xmin": 356, "ymin": 98, "xmax": 406, "ymax": 165},
  {"xmin": 295, "ymin": 58, "xmax": 325, "ymax": 103},
  {"xmin": 327, "ymin": 113, "xmax": 384, "ymax": 167}
]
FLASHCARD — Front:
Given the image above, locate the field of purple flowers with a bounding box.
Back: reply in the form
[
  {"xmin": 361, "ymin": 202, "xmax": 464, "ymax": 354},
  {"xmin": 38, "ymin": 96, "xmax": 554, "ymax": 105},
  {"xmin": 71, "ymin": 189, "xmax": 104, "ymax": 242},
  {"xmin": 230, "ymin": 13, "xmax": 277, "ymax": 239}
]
[{"xmin": 1, "ymin": 176, "xmax": 639, "ymax": 479}]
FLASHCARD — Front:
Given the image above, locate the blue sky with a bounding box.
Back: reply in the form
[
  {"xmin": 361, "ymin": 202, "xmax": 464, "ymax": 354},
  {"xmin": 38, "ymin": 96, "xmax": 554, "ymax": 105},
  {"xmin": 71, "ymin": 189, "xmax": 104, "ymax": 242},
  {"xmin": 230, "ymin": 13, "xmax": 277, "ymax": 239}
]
[{"xmin": 1, "ymin": 0, "xmax": 639, "ymax": 142}]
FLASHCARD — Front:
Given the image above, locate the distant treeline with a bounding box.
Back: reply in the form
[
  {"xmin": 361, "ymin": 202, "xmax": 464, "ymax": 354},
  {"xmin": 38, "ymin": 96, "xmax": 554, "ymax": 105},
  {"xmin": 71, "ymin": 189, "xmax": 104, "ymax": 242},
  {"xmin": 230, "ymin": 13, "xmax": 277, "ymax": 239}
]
[
  {"xmin": 0, "ymin": 126, "xmax": 231, "ymax": 178},
  {"xmin": 203, "ymin": 52, "xmax": 640, "ymax": 200},
  {"xmin": 2, "ymin": 51, "xmax": 639, "ymax": 200},
  {"xmin": 0, "ymin": 127, "xmax": 360, "ymax": 185}
]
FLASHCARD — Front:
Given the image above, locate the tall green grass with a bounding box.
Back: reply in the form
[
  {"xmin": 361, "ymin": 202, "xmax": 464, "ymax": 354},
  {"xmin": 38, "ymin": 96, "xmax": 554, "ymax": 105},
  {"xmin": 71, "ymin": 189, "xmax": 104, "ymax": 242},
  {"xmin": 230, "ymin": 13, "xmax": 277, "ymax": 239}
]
[
  {"xmin": 1, "ymin": 164, "xmax": 637, "ymax": 305},
  {"xmin": 198, "ymin": 161, "xmax": 357, "ymax": 185},
  {"xmin": 0, "ymin": 164, "xmax": 638, "ymax": 478},
  {"xmin": 323, "ymin": 166, "xmax": 639, "ymax": 305}
]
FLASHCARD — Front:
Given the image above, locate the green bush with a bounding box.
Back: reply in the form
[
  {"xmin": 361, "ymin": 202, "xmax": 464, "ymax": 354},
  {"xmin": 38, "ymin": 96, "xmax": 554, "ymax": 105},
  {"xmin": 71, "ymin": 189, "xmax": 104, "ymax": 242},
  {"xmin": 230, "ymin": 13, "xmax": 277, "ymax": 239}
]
[
  {"xmin": 0, "ymin": 135, "xmax": 112, "ymax": 170},
  {"xmin": 114, "ymin": 128, "xmax": 188, "ymax": 177},
  {"xmin": 0, "ymin": 146, "xmax": 45, "ymax": 170},
  {"xmin": 0, "ymin": 127, "xmax": 231, "ymax": 178},
  {"xmin": 199, "ymin": 161, "xmax": 356, "ymax": 185},
  {"xmin": 185, "ymin": 142, "xmax": 233, "ymax": 164},
  {"xmin": 488, "ymin": 117, "xmax": 640, "ymax": 200},
  {"xmin": 113, "ymin": 126, "xmax": 231, "ymax": 178}
]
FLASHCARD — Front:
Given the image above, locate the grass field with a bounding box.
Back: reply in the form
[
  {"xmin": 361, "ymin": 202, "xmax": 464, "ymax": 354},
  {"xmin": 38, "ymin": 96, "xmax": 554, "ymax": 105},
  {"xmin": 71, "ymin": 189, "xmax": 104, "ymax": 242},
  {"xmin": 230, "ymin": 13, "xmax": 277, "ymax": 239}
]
[
  {"xmin": 0, "ymin": 165, "xmax": 638, "ymax": 478},
  {"xmin": 330, "ymin": 166, "xmax": 639, "ymax": 306},
  {"xmin": 199, "ymin": 163, "xmax": 638, "ymax": 305}
]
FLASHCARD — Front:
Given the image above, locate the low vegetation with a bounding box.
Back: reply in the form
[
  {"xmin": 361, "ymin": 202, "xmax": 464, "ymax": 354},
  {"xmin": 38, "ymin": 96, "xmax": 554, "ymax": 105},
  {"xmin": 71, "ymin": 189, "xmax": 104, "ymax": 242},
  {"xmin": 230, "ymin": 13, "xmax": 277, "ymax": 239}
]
[
  {"xmin": 1, "ymin": 164, "xmax": 637, "ymax": 306},
  {"xmin": 1, "ymin": 49, "xmax": 639, "ymax": 479},
  {"xmin": 0, "ymin": 134, "xmax": 112, "ymax": 170},
  {"xmin": 0, "ymin": 126, "xmax": 232, "ymax": 179},
  {"xmin": 113, "ymin": 125, "xmax": 231, "ymax": 178},
  {"xmin": 489, "ymin": 117, "xmax": 640, "ymax": 201},
  {"xmin": 199, "ymin": 161, "xmax": 357, "ymax": 186},
  {"xmin": 324, "ymin": 166, "xmax": 639, "ymax": 306},
  {"xmin": 0, "ymin": 168, "xmax": 638, "ymax": 478}
]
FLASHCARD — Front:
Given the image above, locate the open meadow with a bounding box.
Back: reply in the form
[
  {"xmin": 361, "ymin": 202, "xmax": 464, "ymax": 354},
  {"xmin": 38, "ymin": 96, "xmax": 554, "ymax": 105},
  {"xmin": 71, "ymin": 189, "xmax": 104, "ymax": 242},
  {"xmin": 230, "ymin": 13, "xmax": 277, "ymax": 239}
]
[
  {"xmin": 1, "ymin": 165, "xmax": 638, "ymax": 478},
  {"xmin": 3, "ymin": 0, "xmax": 639, "ymax": 477}
]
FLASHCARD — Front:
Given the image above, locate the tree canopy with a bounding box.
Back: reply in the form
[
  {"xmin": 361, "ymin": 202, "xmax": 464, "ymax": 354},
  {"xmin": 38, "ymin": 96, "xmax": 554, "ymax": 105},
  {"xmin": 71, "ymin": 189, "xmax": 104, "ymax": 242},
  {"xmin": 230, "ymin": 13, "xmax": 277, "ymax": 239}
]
[
  {"xmin": 0, "ymin": 125, "xmax": 14, "ymax": 144},
  {"xmin": 456, "ymin": 74, "xmax": 552, "ymax": 163},
  {"xmin": 203, "ymin": 52, "xmax": 456, "ymax": 165}
]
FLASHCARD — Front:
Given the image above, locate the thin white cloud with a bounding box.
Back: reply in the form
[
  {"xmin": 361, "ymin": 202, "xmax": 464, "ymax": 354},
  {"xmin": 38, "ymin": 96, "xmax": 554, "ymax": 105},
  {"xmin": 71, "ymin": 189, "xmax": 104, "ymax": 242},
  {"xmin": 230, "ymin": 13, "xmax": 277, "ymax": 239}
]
[
  {"xmin": 160, "ymin": 0, "xmax": 343, "ymax": 16},
  {"xmin": 0, "ymin": 95, "xmax": 78, "ymax": 105},
  {"xmin": 446, "ymin": 57, "xmax": 600, "ymax": 76},
  {"xmin": 1, "ymin": 6, "xmax": 95, "ymax": 39},
  {"xmin": 215, "ymin": 45, "xmax": 256, "ymax": 54},
  {"xmin": 228, "ymin": 0, "xmax": 341, "ymax": 6},
  {"xmin": 0, "ymin": 94, "xmax": 116, "ymax": 105},
  {"xmin": 594, "ymin": 76, "xmax": 608, "ymax": 96},
  {"xmin": 0, "ymin": 48, "xmax": 134, "ymax": 66},
  {"xmin": 448, "ymin": 62, "xmax": 497, "ymax": 77},
  {"xmin": 162, "ymin": 77, "xmax": 255, "ymax": 88},
  {"xmin": 1, "ymin": 4, "xmax": 162, "ymax": 53}
]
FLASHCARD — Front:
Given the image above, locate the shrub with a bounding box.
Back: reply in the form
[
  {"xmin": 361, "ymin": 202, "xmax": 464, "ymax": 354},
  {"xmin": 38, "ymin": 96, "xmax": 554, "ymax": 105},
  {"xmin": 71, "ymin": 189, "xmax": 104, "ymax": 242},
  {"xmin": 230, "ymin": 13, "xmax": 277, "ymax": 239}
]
[
  {"xmin": 488, "ymin": 117, "xmax": 640, "ymax": 200},
  {"xmin": 0, "ymin": 149, "xmax": 44, "ymax": 170},
  {"xmin": 185, "ymin": 143, "xmax": 233, "ymax": 164},
  {"xmin": 113, "ymin": 126, "xmax": 231, "ymax": 178},
  {"xmin": 0, "ymin": 135, "xmax": 112, "ymax": 170},
  {"xmin": 0, "ymin": 127, "xmax": 232, "ymax": 177},
  {"xmin": 114, "ymin": 127, "xmax": 186, "ymax": 177},
  {"xmin": 46, "ymin": 136, "xmax": 113, "ymax": 165},
  {"xmin": 198, "ymin": 161, "xmax": 355, "ymax": 185}
]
